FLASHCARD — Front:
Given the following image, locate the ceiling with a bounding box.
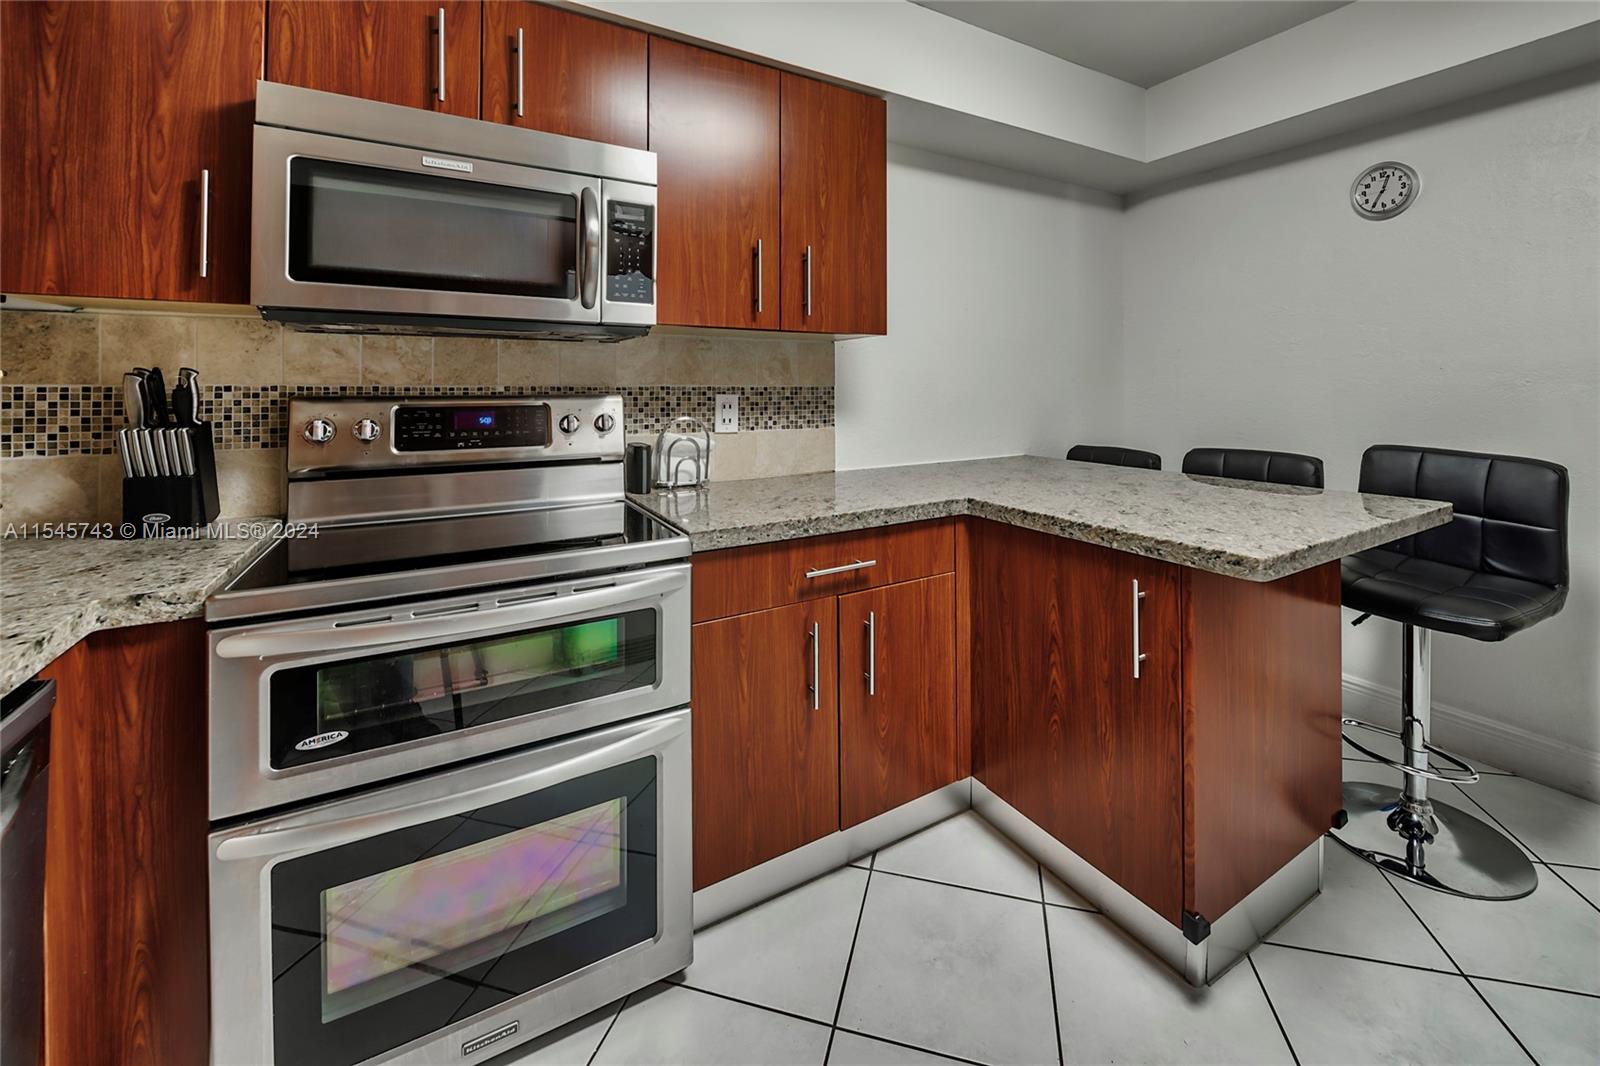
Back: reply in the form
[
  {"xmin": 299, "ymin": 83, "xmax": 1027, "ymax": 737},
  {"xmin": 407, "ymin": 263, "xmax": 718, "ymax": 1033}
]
[{"xmin": 915, "ymin": 1, "xmax": 1353, "ymax": 87}]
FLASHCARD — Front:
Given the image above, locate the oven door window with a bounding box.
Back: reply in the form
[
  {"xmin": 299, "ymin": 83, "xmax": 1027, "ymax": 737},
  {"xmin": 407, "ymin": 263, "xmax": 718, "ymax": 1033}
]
[
  {"xmin": 268, "ymin": 609, "xmax": 657, "ymax": 770},
  {"xmin": 287, "ymin": 158, "xmax": 577, "ymax": 298},
  {"xmin": 270, "ymin": 757, "xmax": 657, "ymax": 1066}
]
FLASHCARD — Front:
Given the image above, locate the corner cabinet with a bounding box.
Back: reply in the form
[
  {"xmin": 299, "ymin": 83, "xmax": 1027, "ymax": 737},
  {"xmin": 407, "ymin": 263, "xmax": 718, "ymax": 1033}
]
[
  {"xmin": 482, "ymin": 1, "xmax": 647, "ymax": 147},
  {"xmin": 266, "ymin": 0, "xmax": 481, "ymax": 118},
  {"xmin": 1, "ymin": 0, "xmax": 263, "ymax": 303},
  {"xmin": 779, "ymin": 72, "xmax": 888, "ymax": 335},
  {"xmin": 688, "ymin": 521, "xmax": 959, "ymax": 889}
]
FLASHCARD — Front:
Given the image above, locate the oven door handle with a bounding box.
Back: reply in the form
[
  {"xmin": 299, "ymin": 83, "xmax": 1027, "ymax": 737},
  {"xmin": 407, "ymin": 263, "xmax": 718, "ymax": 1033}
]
[
  {"xmin": 214, "ymin": 713, "xmax": 683, "ymax": 861},
  {"xmin": 213, "ymin": 570, "xmax": 683, "ymax": 660}
]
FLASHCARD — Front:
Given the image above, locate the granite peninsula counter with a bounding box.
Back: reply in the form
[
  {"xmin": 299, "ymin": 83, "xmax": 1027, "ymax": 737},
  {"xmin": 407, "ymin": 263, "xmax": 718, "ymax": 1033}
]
[{"xmin": 629, "ymin": 454, "xmax": 1451, "ymax": 579}]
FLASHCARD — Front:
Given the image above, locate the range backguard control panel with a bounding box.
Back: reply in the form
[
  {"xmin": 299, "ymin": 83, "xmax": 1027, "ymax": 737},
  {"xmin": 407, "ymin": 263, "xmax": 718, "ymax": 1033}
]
[{"xmin": 394, "ymin": 404, "xmax": 552, "ymax": 451}]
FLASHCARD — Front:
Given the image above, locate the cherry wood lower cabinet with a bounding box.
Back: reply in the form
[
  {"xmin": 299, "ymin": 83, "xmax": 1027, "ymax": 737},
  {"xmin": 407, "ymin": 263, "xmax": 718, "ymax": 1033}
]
[
  {"xmin": 37, "ymin": 620, "xmax": 210, "ymax": 1066},
  {"xmin": 970, "ymin": 518, "xmax": 1342, "ymax": 930},
  {"xmin": 2, "ymin": 0, "xmax": 263, "ymax": 303},
  {"xmin": 267, "ymin": 0, "xmax": 481, "ymax": 118},
  {"xmin": 839, "ymin": 575, "xmax": 960, "ymax": 827},
  {"xmin": 690, "ymin": 599, "xmax": 839, "ymax": 889},
  {"xmin": 481, "ymin": 0, "xmax": 647, "ymax": 146}
]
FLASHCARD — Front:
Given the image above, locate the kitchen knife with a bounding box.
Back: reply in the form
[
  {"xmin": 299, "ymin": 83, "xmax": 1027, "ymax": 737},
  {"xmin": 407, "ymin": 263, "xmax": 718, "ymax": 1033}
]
[
  {"xmin": 137, "ymin": 429, "xmax": 159, "ymax": 478},
  {"xmin": 122, "ymin": 371, "xmax": 148, "ymax": 430},
  {"xmin": 117, "ymin": 429, "xmax": 137, "ymax": 477},
  {"xmin": 145, "ymin": 366, "xmax": 170, "ymax": 427}
]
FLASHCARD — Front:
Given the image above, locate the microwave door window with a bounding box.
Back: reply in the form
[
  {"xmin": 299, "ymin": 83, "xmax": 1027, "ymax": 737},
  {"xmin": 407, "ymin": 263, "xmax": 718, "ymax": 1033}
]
[{"xmin": 288, "ymin": 159, "xmax": 577, "ymax": 298}]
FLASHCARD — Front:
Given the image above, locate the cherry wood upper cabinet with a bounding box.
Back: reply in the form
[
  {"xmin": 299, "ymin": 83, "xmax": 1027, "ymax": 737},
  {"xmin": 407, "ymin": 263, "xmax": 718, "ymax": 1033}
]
[
  {"xmin": 267, "ymin": 1, "xmax": 480, "ymax": 118},
  {"xmin": 779, "ymin": 72, "xmax": 887, "ymax": 335},
  {"xmin": 482, "ymin": 2, "xmax": 647, "ymax": 147},
  {"xmin": 839, "ymin": 575, "xmax": 960, "ymax": 827},
  {"xmin": 1, "ymin": 0, "xmax": 263, "ymax": 303},
  {"xmin": 648, "ymin": 37, "xmax": 780, "ymax": 330},
  {"xmin": 690, "ymin": 600, "xmax": 838, "ymax": 888}
]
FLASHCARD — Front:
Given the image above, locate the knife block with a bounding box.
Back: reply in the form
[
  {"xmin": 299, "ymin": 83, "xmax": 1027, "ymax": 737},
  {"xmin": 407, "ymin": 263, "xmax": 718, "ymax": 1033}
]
[{"xmin": 120, "ymin": 423, "xmax": 221, "ymax": 533}]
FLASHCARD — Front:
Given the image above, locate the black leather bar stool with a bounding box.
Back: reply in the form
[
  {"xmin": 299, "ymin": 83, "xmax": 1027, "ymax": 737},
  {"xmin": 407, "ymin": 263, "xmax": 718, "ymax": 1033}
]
[
  {"xmin": 1182, "ymin": 447, "xmax": 1325, "ymax": 488},
  {"xmin": 1066, "ymin": 444, "xmax": 1161, "ymax": 470},
  {"xmin": 1336, "ymin": 445, "xmax": 1569, "ymax": 900}
]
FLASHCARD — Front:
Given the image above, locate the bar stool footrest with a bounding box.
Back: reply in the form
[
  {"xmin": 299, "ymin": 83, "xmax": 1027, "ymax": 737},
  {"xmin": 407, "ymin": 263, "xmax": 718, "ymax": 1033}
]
[{"xmin": 1340, "ymin": 717, "xmax": 1482, "ymax": 784}]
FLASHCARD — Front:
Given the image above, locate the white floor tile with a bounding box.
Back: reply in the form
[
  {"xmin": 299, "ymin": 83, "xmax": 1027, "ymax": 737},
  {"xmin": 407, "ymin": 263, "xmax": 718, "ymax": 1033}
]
[
  {"xmin": 1452, "ymin": 775, "xmax": 1600, "ymax": 868},
  {"xmin": 1252, "ymin": 945, "xmax": 1528, "ymax": 1065},
  {"xmin": 1549, "ymin": 864, "xmax": 1600, "ymax": 909},
  {"xmin": 837, "ymin": 872, "xmax": 1058, "ymax": 1065},
  {"xmin": 1266, "ymin": 841, "xmax": 1453, "ymax": 970},
  {"xmin": 501, "ymin": 1001, "xmax": 621, "ymax": 1065},
  {"xmin": 592, "ymin": 984, "xmax": 830, "ymax": 1066},
  {"xmin": 676, "ymin": 864, "xmax": 868, "ymax": 1021},
  {"xmin": 873, "ymin": 812, "xmax": 1042, "ymax": 901},
  {"xmin": 1392, "ymin": 868, "xmax": 1600, "ymax": 995},
  {"xmin": 1041, "ymin": 868, "xmax": 1095, "ymax": 910},
  {"xmin": 850, "ymin": 856, "xmax": 874, "ymax": 870},
  {"xmin": 1046, "ymin": 909, "xmax": 1292, "ymax": 1064},
  {"xmin": 827, "ymin": 1031, "xmax": 969, "ymax": 1065},
  {"xmin": 1473, "ymin": 978, "xmax": 1600, "ymax": 1066}
]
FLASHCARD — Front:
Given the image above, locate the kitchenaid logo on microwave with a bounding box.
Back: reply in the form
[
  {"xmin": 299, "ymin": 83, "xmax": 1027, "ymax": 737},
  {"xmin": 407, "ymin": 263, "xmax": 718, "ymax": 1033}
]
[
  {"xmin": 421, "ymin": 154, "xmax": 474, "ymax": 173},
  {"xmin": 294, "ymin": 730, "xmax": 350, "ymax": 751}
]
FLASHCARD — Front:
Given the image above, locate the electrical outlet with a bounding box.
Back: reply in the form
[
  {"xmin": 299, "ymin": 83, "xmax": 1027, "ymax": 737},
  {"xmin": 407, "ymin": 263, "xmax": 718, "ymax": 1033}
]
[{"xmin": 715, "ymin": 393, "xmax": 739, "ymax": 433}]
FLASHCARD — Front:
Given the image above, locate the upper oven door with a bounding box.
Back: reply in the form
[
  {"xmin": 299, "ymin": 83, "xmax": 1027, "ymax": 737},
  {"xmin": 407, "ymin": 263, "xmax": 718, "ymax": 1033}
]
[
  {"xmin": 208, "ymin": 563, "xmax": 690, "ymax": 822},
  {"xmin": 252, "ymin": 125, "xmax": 604, "ymax": 325}
]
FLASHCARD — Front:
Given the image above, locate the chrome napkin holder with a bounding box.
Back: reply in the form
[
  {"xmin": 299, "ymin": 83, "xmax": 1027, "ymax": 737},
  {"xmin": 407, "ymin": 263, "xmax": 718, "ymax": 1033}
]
[{"xmin": 654, "ymin": 416, "xmax": 712, "ymax": 492}]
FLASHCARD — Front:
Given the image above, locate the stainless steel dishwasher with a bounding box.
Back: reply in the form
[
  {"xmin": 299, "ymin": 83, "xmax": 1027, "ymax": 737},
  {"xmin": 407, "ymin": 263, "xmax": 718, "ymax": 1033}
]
[{"xmin": 2, "ymin": 678, "xmax": 55, "ymax": 1066}]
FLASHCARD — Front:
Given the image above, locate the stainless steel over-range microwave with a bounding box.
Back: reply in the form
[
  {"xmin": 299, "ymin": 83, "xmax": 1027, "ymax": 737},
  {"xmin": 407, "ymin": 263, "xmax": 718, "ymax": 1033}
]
[{"xmin": 251, "ymin": 81, "xmax": 656, "ymax": 341}]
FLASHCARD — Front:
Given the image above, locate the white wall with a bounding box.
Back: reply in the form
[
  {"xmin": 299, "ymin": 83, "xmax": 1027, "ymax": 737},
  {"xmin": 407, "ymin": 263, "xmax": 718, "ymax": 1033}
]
[
  {"xmin": 1120, "ymin": 69, "xmax": 1600, "ymax": 796},
  {"xmin": 834, "ymin": 145, "xmax": 1124, "ymax": 469}
]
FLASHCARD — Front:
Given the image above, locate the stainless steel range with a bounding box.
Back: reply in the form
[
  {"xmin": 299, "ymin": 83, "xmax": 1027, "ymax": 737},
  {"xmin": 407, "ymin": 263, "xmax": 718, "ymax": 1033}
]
[{"xmin": 206, "ymin": 395, "xmax": 691, "ymax": 1066}]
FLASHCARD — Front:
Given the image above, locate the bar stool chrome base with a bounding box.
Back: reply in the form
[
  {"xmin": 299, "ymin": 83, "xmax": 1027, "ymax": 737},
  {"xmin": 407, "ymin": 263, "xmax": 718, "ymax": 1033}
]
[{"xmin": 1334, "ymin": 780, "xmax": 1538, "ymax": 900}]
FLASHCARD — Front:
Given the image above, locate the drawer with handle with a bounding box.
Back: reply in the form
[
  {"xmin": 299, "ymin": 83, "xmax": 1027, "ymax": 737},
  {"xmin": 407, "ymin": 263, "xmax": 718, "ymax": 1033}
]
[{"xmin": 691, "ymin": 519, "xmax": 955, "ymax": 623}]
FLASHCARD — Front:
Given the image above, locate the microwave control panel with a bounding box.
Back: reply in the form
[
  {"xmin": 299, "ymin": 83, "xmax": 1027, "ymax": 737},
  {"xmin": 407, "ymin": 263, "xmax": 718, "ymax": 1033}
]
[{"xmin": 606, "ymin": 201, "xmax": 654, "ymax": 305}]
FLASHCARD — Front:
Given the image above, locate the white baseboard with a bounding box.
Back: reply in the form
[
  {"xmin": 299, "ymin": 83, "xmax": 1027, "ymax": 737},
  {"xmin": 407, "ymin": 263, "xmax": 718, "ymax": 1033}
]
[{"xmin": 1342, "ymin": 673, "xmax": 1600, "ymax": 802}]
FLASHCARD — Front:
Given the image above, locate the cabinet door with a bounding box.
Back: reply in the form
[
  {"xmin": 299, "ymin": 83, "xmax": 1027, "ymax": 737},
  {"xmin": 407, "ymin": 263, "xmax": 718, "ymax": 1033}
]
[
  {"xmin": 971, "ymin": 521, "xmax": 1184, "ymax": 924},
  {"xmin": 690, "ymin": 600, "xmax": 838, "ymax": 888},
  {"xmin": 779, "ymin": 72, "xmax": 887, "ymax": 335},
  {"xmin": 267, "ymin": 0, "xmax": 480, "ymax": 118},
  {"xmin": 839, "ymin": 575, "xmax": 959, "ymax": 827},
  {"xmin": 648, "ymin": 37, "xmax": 780, "ymax": 330},
  {"xmin": 482, "ymin": 2, "xmax": 646, "ymax": 147},
  {"xmin": 1, "ymin": 0, "xmax": 263, "ymax": 303}
]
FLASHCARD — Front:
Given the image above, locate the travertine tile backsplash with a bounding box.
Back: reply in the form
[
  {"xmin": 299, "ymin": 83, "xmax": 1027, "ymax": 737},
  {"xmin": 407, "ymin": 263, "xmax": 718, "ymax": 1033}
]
[{"xmin": 0, "ymin": 308, "xmax": 834, "ymax": 523}]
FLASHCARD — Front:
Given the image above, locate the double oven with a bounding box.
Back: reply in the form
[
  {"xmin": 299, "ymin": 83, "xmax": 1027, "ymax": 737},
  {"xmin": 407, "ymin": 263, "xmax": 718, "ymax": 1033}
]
[{"xmin": 206, "ymin": 395, "xmax": 689, "ymax": 1065}]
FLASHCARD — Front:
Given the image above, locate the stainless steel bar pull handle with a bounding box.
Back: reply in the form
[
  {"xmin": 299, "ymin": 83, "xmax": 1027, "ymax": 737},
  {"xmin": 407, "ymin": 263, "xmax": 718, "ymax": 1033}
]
[
  {"xmin": 434, "ymin": 7, "xmax": 447, "ymax": 102},
  {"xmin": 199, "ymin": 169, "xmax": 210, "ymax": 279},
  {"xmin": 808, "ymin": 621, "xmax": 821, "ymax": 711},
  {"xmin": 804, "ymin": 558, "xmax": 876, "ymax": 580},
  {"xmin": 754, "ymin": 239, "xmax": 764, "ymax": 314},
  {"xmin": 865, "ymin": 610, "xmax": 877, "ymax": 696},
  {"xmin": 514, "ymin": 27, "xmax": 525, "ymax": 117},
  {"xmin": 579, "ymin": 185, "xmax": 601, "ymax": 309},
  {"xmin": 803, "ymin": 244, "xmax": 813, "ymax": 316},
  {"xmin": 1132, "ymin": 579, "xmax": 1148, "ymax": 680}
]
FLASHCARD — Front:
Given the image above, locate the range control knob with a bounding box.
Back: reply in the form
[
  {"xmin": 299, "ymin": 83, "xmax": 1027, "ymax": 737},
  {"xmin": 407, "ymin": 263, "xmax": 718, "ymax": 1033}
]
[
  {"xmin": 352, "ymin": 418, "xmax": 381, "ymax": 444},
  {"xmin": 593, "ymin": 413, "xmax": 617, "ymax": 435},
  {"xmin": 302, "ymin": 418, "xmax": 336, "ymax": 445},
  {"xmin": 558, "ymin": 413, "xmax": 582, "ymax": 435}
]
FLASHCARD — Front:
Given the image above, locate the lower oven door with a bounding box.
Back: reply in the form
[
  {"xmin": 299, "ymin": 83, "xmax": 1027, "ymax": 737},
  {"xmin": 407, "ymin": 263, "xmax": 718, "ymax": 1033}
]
[
  {"xmin": 209, "ymin": 562, "xmax": 689, "ymax": 821},
  {"xmin": 210, "ymin": 707, "xmax": 691, "ymax": 1066}
]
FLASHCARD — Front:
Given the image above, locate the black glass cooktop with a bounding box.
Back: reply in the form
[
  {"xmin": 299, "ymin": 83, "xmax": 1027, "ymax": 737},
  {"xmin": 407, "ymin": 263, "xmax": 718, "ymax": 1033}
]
[{"xmin": 210, "ymin": 501, "xmax": 687, "ymax": 622}]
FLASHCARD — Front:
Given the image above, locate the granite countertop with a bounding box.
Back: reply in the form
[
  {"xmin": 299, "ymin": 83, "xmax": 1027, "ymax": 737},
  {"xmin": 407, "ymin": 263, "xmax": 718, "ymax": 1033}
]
[
  {"xmin": 1, "ymin": 522, "xmax": 280, "ymax": 694},
  {"xmin": 630, "ymin": 455, "xmax": 1451, "ymax": 581}
]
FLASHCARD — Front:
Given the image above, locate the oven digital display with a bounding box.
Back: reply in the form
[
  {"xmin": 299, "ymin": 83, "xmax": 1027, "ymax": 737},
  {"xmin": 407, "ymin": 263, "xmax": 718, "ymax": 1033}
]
[
  {"xmin": 453, "ymin": 410, "xmax": 496, "ymax": 430},
  {"xmin": 319, "ymin": 798, "xmax": 628, "ymax": 1020}
]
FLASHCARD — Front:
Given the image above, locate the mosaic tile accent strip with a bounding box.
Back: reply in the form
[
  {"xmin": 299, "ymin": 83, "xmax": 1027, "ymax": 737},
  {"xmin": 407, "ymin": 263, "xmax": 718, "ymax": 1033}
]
[{"xmin": 1, "ymin": 383, "xmax": 834, "ymax": 457}]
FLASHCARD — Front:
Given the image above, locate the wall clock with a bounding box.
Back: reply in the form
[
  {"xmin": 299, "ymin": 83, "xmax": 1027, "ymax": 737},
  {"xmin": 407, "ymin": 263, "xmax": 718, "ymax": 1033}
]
[{"xmin": 1351, "ymin": 161, "xmax": 1419, "ymax": 219}]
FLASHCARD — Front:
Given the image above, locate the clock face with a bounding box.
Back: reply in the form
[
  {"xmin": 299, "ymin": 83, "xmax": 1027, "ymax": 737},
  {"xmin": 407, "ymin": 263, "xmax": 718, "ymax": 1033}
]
[{"xmin": 1351, "ymin": 161, "xmax": 1418, "ymax": 219}]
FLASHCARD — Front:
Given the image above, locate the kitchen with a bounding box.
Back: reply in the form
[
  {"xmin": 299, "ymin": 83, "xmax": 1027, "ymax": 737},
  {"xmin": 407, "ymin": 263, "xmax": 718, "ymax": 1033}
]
[{"xmin": 1, "ymin": 2, "xmax": 1596, "ymax": 1064}]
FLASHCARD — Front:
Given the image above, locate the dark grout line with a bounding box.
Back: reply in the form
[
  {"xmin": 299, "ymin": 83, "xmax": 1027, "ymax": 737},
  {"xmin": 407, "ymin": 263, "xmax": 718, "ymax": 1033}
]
[
  {"xmin": 1247, "ymin": 954, "xmax": 1300, "ymax": 1066},
  {"xmin": 1038, "ymin": 866, "xmax": 1065, "ymax": 1066},
  {"xmin": 1542, "ymin": 864, "xmax": 1600, "ymax": 918},
  {"xmin": 1259, "ymin": 939, "xmax": 1459, "ymax": 978},
  {"xmin": 832, "ymin": 1026, "xmax": 990, "ymax": 1066},
  {"xmin": 1547, "ymin": 861, "xmax": 1600, "ymax": 873},
  {"xmin": 669, "ymin": 980, "xmax": 833, "ymax": 1029},
  {"xmin": 1376, "ymin": 868, "xmax": 1540, "ymax": 1064},
  {"xmin": 1441, "ymin": 783, "xmax": 1549, "ymax": 864},
  {"xmin": 868, "ymin": 865, "xmax": 1060, "ymax": 907},
  {"xmin": 583, "ymin": 993, "xmax": 628, "ymax": 1066},
  {"xmin": 823, "ymin": 852, "xmax": 875, "ymax": 1064}
]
